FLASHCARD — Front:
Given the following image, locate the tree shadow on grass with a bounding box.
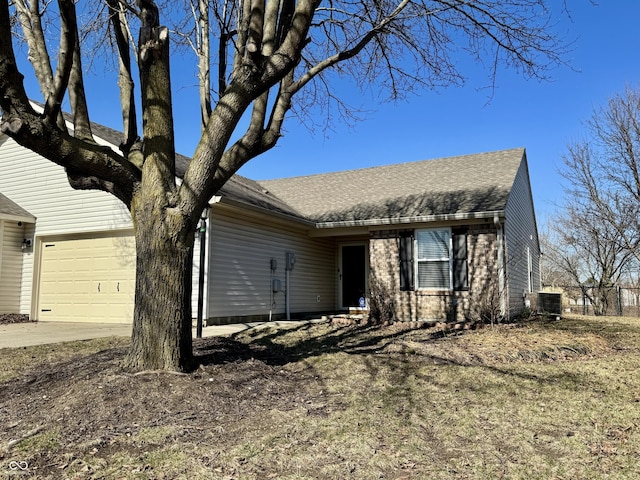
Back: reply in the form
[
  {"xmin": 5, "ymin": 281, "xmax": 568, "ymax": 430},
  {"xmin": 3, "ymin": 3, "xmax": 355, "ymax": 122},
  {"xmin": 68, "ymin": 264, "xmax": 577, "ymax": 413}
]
[
  {"xmin": 192, "ymin": 320, "xmax": 604, "ymax": 390},
  {"xmin": 193, "ymin": 322, "xmax": 434, "ymax": 366}
]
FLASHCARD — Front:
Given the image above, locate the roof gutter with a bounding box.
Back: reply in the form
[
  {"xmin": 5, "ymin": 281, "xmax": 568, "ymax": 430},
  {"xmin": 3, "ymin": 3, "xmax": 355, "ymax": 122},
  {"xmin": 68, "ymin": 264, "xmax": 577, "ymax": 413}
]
[
  {"xmin": 314, "ymin": 210, "xmax": 506, "ymax": 229},
  {"xmin": 212, "ymin": 192, "xmax": 507, "ymax": 232}
]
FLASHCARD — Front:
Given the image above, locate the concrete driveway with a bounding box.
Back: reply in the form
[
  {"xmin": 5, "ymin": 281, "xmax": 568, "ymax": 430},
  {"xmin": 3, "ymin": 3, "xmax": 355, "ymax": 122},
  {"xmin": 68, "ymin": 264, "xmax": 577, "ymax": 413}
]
[{"xmin": 0, "ymin": 320, "xmax": 324, "ymax": 349}]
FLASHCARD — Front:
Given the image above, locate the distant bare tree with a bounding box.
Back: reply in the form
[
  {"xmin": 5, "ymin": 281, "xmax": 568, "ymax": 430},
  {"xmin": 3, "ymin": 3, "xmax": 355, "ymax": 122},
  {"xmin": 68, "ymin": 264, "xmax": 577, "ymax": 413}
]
[
  {"xmin": 539, "ymin": 228, "xmax": 574, "ymax": 287},
  {"xmin": 563, "ymin": 86, "xmax": 640, "ymax": 261},
  {"xmin": 544, "ymin": 202, "xmax": 634, "ymax": 315},
  {"xmin": 548, "ymin": 86, "xmax": 640, "ymax": 314},
  {"xmin": 1, "ymin": 0, "xmax": 569, "ymax": 371}
]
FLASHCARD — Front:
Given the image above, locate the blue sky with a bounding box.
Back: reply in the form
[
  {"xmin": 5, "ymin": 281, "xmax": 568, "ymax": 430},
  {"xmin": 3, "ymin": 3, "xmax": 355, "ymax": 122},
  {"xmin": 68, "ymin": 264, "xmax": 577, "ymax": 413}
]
[
  {"xmin": 230, "ymin": 1, "xmax": 640, "ymax": 224},
  {"xmin": 14, "ymin": 2, "xmax": 640, "ymax": 224}
]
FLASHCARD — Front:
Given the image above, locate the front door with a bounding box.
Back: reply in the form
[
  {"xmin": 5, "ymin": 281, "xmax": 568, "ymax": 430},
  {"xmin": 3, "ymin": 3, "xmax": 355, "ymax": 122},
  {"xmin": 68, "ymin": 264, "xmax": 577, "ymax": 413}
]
[{"xmin": 340, "ymin": 244, "xmax": 367, "ymax": 309}]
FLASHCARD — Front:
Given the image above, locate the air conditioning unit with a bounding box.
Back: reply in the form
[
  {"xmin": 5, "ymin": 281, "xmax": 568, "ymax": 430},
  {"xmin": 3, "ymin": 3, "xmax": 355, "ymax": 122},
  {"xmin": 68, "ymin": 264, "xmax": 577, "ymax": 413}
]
[{"xmin": 538, "ymin": 292, "xmax": 562, "ymax": 316}]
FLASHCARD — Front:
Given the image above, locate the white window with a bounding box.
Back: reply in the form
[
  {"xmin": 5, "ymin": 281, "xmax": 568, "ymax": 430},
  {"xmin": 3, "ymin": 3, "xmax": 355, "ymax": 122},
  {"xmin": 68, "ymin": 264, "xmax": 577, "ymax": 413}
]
[{"xmin": 416, "ymin": 229, "xmax": 451, "ymax": 290}]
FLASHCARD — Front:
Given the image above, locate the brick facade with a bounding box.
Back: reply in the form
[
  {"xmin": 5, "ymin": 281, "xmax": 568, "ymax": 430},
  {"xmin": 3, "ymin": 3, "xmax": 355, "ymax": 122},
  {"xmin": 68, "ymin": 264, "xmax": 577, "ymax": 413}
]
[{"xmin": 369, "ymin": 225, "xmax": 501, "ymax": 322}]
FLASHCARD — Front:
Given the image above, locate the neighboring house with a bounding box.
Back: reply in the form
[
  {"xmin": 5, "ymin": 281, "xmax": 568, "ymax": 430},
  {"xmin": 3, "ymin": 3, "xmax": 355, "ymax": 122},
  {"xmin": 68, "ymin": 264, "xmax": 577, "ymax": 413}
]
[{"xmin": 0, "ymin": 118, "xmax": 541, "ymax": 324}]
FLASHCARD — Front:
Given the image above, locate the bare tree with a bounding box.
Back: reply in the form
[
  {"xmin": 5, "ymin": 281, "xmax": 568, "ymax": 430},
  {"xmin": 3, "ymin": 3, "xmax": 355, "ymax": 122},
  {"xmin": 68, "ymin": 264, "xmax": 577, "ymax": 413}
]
[
  {"xmin": 544, "ymin": 199, "xmax": 636, "ymax": 315},
  {"xmin": 545, "ymin": 86, "xmax": 640, "ymax": 314},
  {"xmin": 564, "ymin": 87, "xmax": 640, "ymax": 261},
  {"xmin": 1, "ymin": 0, "xmax": 568, "ymax": 371},
  {"xmin": 539, "ymin": 229, "xmax": 574, "ymax": 289}
]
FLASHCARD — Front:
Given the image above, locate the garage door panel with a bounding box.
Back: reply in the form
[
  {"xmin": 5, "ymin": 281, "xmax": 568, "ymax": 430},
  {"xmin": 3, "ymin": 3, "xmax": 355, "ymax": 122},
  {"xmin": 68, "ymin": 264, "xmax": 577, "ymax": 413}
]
[{"xmin": 39, "ymin": 234, "xmax": 136, "ymax": 323}]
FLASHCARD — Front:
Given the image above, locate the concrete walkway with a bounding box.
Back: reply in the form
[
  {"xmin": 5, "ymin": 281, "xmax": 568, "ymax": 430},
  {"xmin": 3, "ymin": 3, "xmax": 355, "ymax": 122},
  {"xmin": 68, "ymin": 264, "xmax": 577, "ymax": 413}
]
[{"xmin": 0, "ymin": 320, "xmax": 324, "ymax": 349}]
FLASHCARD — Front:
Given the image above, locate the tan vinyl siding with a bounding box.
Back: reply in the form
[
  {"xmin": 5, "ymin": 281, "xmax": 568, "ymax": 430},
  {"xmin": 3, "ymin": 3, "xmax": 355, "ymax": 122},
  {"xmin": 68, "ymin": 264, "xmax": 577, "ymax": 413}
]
[
  {"xmin": 0, "ymin": 135, "xmax": 135, "ymax": 318},
  {"xmin": 0, "ymin": 136, "xmax": 132, "ymax": 236},
  {"xmin": 504, "ymin": 155, "xmax": 541, "ymax": 316},
  {"xmin": 207, "ymin": 205, "xmax": 336, "ymax": 321},
  {"xmin": 0, "ymin": 221, "xmax": 25, "ymax": 313}
]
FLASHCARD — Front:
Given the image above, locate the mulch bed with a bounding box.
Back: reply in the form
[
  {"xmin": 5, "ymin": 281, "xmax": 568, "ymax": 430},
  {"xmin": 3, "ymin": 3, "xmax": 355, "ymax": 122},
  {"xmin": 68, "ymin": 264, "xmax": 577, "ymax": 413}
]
[{"xmin": 0, "ymin": 313, "xmax": 34, "ymax": 325}]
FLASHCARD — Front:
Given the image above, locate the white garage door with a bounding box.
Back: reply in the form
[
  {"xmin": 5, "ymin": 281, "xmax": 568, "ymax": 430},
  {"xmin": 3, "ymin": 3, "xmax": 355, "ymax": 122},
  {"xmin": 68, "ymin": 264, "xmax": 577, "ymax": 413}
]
[{"xmin": 38, "ymin": 233, "xmax": 136, "ymax": 323}]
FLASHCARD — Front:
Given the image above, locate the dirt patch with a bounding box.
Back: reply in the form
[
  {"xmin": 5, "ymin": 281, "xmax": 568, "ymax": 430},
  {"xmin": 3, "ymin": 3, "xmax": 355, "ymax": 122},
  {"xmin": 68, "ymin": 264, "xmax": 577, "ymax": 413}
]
[{"xmin": 0, "ymin": 335, "xmax": 333, "ymax": 478}]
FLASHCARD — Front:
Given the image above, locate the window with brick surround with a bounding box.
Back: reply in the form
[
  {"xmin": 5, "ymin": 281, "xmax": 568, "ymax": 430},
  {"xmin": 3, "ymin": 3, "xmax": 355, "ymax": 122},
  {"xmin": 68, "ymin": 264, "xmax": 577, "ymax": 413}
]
[
  {"xmin": 398, "ymin": 228, "xmax": 468, "ymax": 291},
  {"xmin": 416, "ymin": 228, "xmax": 451, "ymax": 290}
]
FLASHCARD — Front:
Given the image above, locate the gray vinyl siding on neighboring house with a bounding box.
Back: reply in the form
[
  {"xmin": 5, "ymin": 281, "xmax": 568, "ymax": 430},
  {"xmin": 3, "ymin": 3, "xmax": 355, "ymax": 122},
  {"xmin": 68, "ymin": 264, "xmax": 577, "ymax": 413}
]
[
  {"xmin": 207, "ymin": 205, "xmax": 337, "ymax": 321},
  {"xmin": 504, "ymin": 155, "xmax": 541, "ymax": 316}
]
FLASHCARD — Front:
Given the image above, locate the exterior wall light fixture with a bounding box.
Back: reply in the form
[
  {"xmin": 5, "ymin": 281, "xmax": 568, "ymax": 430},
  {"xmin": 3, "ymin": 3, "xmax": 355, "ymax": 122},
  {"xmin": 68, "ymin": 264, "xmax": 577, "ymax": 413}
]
[{"xmin": 21, "ymin": 238, "xmax": 32, "ymax": 251}]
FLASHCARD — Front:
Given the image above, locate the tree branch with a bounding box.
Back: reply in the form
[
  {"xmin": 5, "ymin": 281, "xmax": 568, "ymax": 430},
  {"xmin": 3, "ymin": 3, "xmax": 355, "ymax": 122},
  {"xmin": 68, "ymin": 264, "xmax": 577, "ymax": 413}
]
[
  {"xmin": 0, "ymin": 0, "xmax": 32, "ymax": 116},
  {"xmin": 107, "ymin": 0, "xmax": 139, "ymax": 155},
  {"xmin": 197, "ymin": 0, "xmax": 211, "ymax": 127},
  {"xmin": 233, "ymin": 0, "xmax": 251, "ymax": 74},
  {"xmin": 67, "ymin": 2, "xmax": 93, "ymax": 142},
  {"xmin": 1, "ymin": 0, "xmax": 139, "ymax": 205},
  {"xmin": 12, "ymin": 0, "xmax": 66, "ymax": 129},
  {"xmin": 246, "ymin": 0, "xmax": 264, "ymax": 56},
  {"xmin": 137, "ymin": 0, "xmax": 178, "ymax": 199},
  {"xmin": 43, "ymin": 0, "xmax": 76, "ymax": 126}
]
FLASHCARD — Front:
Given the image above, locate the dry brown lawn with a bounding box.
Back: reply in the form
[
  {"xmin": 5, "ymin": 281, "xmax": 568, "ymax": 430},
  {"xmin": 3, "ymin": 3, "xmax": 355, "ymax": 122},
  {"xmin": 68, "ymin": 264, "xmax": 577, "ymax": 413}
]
[{"xmin": 1, "ymin": 314, "xmax": 640, "ymax": 479}]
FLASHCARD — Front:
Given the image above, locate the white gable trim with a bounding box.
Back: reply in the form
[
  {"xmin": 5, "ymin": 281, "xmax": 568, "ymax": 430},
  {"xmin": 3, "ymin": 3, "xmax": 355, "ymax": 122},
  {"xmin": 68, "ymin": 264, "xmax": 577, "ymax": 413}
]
[{"xmin": 0, "ymin": 212, "xmax": 36, "ymax": 223}]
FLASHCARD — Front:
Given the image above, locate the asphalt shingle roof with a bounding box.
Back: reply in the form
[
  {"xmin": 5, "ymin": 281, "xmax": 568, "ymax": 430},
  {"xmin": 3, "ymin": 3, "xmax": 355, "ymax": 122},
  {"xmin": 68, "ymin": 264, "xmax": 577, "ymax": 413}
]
[
  {"xmin": 0, "ymin": 191, "xmax": 35, "ymax": 219},
  {"xmin": 88, "ymin": 122, "xmax": 297, "ymax": 217},
  {"xmin": 33, "ymin": 103, "xmax": 526, "ymax": 224},
  {"xmin": 217, "ymin": 174, "xmax": 305, "ymax": 219},
  {"xmin": 33, "ymin": 102, "xmax": 192, "ymax": 177},
  {"xmin": 258, "ymin": 148, "xmax": 525, "ymax": 223},
  {"xmin": 53, "ymin": 107, "xmax": 292, "ymax": 216}
]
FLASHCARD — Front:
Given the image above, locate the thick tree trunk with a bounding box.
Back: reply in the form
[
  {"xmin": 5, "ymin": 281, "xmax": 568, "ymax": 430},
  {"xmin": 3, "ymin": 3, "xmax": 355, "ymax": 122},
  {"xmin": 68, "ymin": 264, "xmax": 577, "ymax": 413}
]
[
  {"xmin": 121, "ymin": 7, "xmax": 195, "ymax": 372},
  {"xmin": 124, "ymin": 207, "xmax": 195, "ymax": 371}
]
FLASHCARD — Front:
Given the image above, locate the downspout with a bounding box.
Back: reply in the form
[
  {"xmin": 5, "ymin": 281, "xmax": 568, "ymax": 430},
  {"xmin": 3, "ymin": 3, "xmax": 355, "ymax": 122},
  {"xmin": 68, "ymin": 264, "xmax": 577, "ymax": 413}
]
[
  {"xmin": 494, "ymin": 214, "xmax": 507, "ymax": 318},
  {"xmin": 285, "ymin": 252, "xmax": 296, "ymax": 320},
  {"xmin": 270, "ymin": 264, "xmax": 274, "ymax": 322},
  {"xmin": 269, "ymin": 258, "xmax": 277, "ymax": 322},
  {"xmin": 285, "ymin": 267, "xmax": 290, "ymax": 320},
  {"xmin": 196, "ymin": 206, "xmax": 210, "ymax": 338}
]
